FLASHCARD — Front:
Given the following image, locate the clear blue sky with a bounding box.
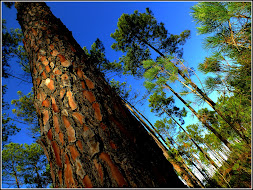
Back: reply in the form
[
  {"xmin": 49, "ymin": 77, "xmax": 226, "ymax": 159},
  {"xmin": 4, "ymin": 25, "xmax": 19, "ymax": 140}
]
[{"xmin": 2, "ymin": 1, "xmax": 215, "ymax": 187}]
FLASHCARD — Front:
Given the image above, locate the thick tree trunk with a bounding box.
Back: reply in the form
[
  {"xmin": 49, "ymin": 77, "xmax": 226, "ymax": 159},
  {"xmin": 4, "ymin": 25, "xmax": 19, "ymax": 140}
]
[{"xmin": 15, "ymin": 2, "xmax": 186, "ymax": 188}]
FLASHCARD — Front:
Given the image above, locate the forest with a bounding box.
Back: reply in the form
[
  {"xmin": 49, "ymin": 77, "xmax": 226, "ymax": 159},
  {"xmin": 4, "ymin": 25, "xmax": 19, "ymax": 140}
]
[{"xmin": 1, "ymin": 1, "xmax": 251, "ymax": 188}]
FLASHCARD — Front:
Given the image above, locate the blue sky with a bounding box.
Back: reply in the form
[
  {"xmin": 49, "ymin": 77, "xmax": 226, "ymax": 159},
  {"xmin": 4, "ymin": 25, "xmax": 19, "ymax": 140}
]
[{"xmin": 2, "ymin": 1, "xmax": 216, "ymax": 187}]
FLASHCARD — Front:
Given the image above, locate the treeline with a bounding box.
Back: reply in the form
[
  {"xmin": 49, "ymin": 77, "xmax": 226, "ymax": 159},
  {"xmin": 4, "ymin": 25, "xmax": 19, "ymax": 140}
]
[{"xmin": 2, "ymin": 2, "xmax": 251, "ymax": 188}]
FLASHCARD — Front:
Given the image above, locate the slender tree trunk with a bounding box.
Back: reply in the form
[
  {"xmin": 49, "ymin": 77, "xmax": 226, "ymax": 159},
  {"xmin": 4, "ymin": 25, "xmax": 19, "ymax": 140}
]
[
  {"xmin": 163, "ymin": 83, "xmax": 232, "ymax": 150},
  {"xmin": 15, "ymin": 2, "xmax": 185, "ymax": 188},
  {"xmin": 161, "ymin": 107, "xmax": 218, "ymax": 168},
  {"xmin": 34, "ymin": 164, "xmax": 43, "ymax": 188},
  {"xmin": 12, "ymin": 160, "xmax": 20, "ymax": 188}
]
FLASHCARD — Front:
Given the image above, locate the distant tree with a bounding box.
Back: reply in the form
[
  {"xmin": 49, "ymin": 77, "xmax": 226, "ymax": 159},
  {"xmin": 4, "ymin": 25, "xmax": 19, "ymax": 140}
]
[
  {"xmin": 2, "ymin": 143, "xmax": 23, "ymax": 188},
  {"xmin": 17, "ymin": 143, "xmax": 52, "ymax": 188},
  {"xmin": 11, "ymin": 90, "xmax": 39, "ymax": 139},
  {"xmin": 2, "ymin": 143, "xmax": 52, "ymax": 188},
  {"xmin": 2, "ymin": 85, "xmax": 20, "ymax": 146},
  {"xmin": 2, "ymin": 19, "xmax": 23, "ymax": 78},
  {"xmin": 111, "ymin": 8, "xmax": 189, "ymax": 77},
  {"xmin": 83, "ymin": 38, "xmax": 122, "ymax": 76}
]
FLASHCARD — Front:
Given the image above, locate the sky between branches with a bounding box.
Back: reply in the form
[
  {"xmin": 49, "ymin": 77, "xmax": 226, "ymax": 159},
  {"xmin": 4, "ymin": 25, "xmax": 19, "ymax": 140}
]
[{"xmin": 2, "ymin": 1, "xmax": 215, "ymax": 146}]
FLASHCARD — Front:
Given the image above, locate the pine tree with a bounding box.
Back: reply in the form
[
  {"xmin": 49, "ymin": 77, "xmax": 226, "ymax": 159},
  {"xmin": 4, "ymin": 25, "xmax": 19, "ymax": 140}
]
[{"xmin": 15, "ymin": 2, "xmax": 185, "ymax": 187}]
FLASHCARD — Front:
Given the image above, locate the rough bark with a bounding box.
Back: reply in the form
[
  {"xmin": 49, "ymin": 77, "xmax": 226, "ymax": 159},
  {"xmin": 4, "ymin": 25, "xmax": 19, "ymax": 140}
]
[{"xmin": 15, "ymin": 2, "xmax": 186, "ymax": 188}]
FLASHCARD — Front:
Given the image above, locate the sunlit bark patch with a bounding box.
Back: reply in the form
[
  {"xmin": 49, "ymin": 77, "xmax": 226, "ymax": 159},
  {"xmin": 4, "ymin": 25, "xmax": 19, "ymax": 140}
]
[
  {"xmin": 64, "ymin": 154, "xmax": 75, "ymax": 188},
  {"xmin": 82, "ymin": 175, "xmax": 93, "ymax": 188},
  {"xmin": 76, "ymin": 140, "xmax": 83, "ymax": 151},
  {"xmin": 99, "ymin": 152, "xmax": 127, "ymax": 187},
  {"xmin": 51, "ymin": 141, "xmax": 62, "ymax": 167},
  {"xmin": 49, "ymin": 44, "xmax": 54, "ymax": 50},
  {"xmin": 76, "ymin": 68, "xmax": 84, "ymax": 79},
  {"xmin": 50, "ymin": 162, "xmax": 56, "ymax": 185},
  {"xmin": 40, "ymin": 55, "xmax": 46, "ymax": 62},
  {"xmin": 83, "ymin": 90, "xmax": 96, "ymax": 103},
  {"xmin": 51, "ymin": 96, "xmax": 60, "ymax": 113},
  {"xmin": 42, "ymin": 109, "xmax": 49, "ymax": 125},
  {"xmin": 83, "ymin": 124, "xmax": 89, "ymax": 132},
  {"xmin": 81, "ymin": 81, "xmax": 86, "ymax": 89},
  {"xmin": 59, "ymin": 88, "xmax": 66, "ymax": 99},
  {"xmin": 62, "ymin": 115, "xmax": 76, "ymax": 142},
  {"xmin": 41, "ymin": 71, "xmax": 47, "ymax": 79},
  {"xmin": 94, "ymin": 159, "xmax": 104, "ymax": 183},
  {"xmin": 68, "ymin": 145, "xmax": 79, "ymax": 161},
  {"xmin": 42, "ymin": 98, "xmax": 50, "ymax": 107},
  {"xmin": 92, "ymin": 102, "xmax": 102, "ymax": 121},
  {"xmin": 76, "ymin": 158, "xmax": 85, "ymax": 179},
  {"xmin": 42, "ymin": 59, "xmax": 49, "ymax": 66},
  {"xmin": 45, "ymin": 65, "xmax": 50, "ymax": 73},
  {"xmin": 58, "ymin": 132, "xmax": 64, "ymax": 145},
  {"xmin": 36, "ymin": 77, "xmax": 41, "ymax": 86},
  {"xmin": 53, "ymin": 68, "xmax": 62, "ymax": 75},
  {"xmin": 45, "ymin": 78, "xmax": 55, "ymax": 91},
  {"xmin": 85, "ymin": 78, "xmax": 95, "ymax": 89},
  {"xmin": 53, "ymin": 115, "xmax": 60, "ymax": 133},
  {"xmin": 72, "ymin": 112, "xmax": 84, "ymax": 125},
  {"xmin": 47, "ymin": 128, "xmax": 53, "ymax": 141},
  {"xmin": 66, "ymin": 91, "xmax": 78, "ymax": 110},
  {"xmin": 58, "ymin": 54, "xmax": 71, "ymax": 67},
  {"xmin": 51, "ymin": 49, "xmax": 59, "ymax": 56},
  {"xmin": 58, "ymin": 170, "xmax": 63, "ymax": 185}
]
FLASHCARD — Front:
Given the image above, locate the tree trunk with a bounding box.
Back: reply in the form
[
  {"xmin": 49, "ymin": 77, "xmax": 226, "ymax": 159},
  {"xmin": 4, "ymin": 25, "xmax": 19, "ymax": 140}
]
[
  {"xmin": 161, "ymin": 107, "xmax": 219, "ymax": 168},
  {"xmin": 15, "ymin": 2, "xmax": 186, "ymax": 188},
  {"xmin": 34, "ymin": 164, "xmax": 43, "ymax": 188},
  {"xmin": 12, "ymin": 160, "xmax": 20, "ymax": 188}
]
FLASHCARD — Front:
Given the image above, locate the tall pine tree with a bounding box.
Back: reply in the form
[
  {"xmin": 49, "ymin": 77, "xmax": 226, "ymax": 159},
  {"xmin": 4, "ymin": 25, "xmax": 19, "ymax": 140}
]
[{"xmin": 15, "ymin": 2, "xmax": 185, "ymax": 188}]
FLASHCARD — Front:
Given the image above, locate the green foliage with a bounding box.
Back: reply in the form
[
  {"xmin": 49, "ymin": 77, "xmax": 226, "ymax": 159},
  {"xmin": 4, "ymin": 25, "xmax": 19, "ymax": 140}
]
[
  {"xmin": 2, "ymin": 85, "xmax": 20, "ymax": 146},
  {"xmin": 18, "ymin": 143, "xmax": 52, "ymax": 188},
  {"xmin": 143, "ymin": 81, "xmax": 156, "ymax": 92},
  {"xmin": 111, "ymin": 8, "xmax": 190, "ymax": 77},
  {"xmin": 83, "ymin": 38, "xmax": 122, "ymax": 74},
  {"xmin": 148, "ymin": 91, "xmax": 186, "ymax": 125},
  {"xmin": 11, "ymin": 90, "xmax": 39, "ymax": 139},
  {"xmin": 143, "ymin": 65, "xmax": 160, "ymax": 80},
  {"xmin": 2, "ymin": 19, "xmax": 23, "ymax": 78},
  {"xmin": 109, "ymin": 79, "xmax": 132, "ymax": 100},
  {"xmin": 154, "ymin": 118, "xmax": 177, "ymax": 137},
  {"xmin": 142, "ymin": 59, "xmax": 156, "ymax": 69},
  {"xmin": 2, "ymin": 143, "xmax": 52, "ymax": 188},
  {"xmin": 192, "ymin": 2, "xmax": 251, "ymax": 98}
]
